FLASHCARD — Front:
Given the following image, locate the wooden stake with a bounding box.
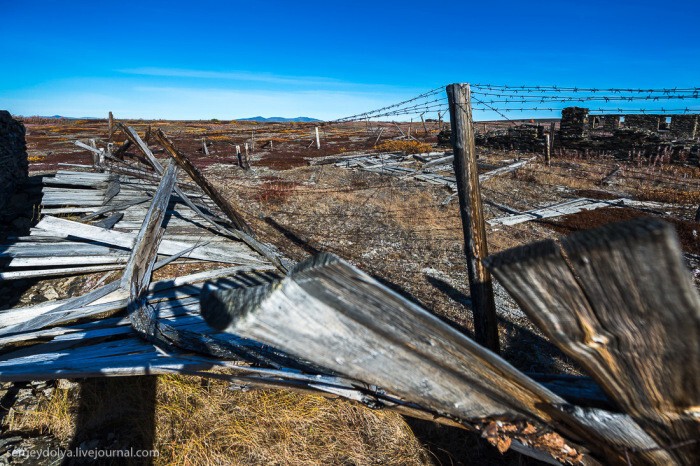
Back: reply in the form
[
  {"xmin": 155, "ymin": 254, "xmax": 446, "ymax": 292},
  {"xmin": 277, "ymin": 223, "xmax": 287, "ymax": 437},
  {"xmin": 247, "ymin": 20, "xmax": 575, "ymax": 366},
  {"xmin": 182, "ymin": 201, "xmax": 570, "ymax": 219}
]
[
  {"xmin": 242, "ymin": 143, "xmax": 250, "ymax": 169},
  {"xmin": 544, "ymin": 134, "xmax": 551, "ymax": 166},
  {"xmin": 446, "ymin": 83, "xmax": 499, "ymax": 353},
  {"xmin": 236, "ymin": 145, "xmax": 242, "ymax": 167},
  {"xmin": 420, "ymin": 113, "xmax": 428, "ymax": 135},
  {"xmin": 315, "ymin": 127, "xmax": 321, "ymax": 149},
  {"xmin": 202, "ymin": 138, "xmax": 210, "ymax": 156},
  {"xmin": 373, "ymin": 127, "xmax": 384, "ymax": 146},
  {"xmin": 108, "ymin": 111, "xmax": 114, "ymax": 143},
  {"xmin": 549, "ymin": 121, "xmax": 556, "ymax": 158}
]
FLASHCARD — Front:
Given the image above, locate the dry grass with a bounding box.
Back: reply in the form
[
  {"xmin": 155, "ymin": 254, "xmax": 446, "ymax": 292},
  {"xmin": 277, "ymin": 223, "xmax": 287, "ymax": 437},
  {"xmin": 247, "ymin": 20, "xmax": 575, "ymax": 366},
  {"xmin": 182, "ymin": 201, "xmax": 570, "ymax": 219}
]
[
  {"xmin": 155, "ymin": 376, "xmax": 430, "ymax": 466},
  {"xmin": 8, "ymin": 376, "xmax": 432, "ymax": 466},
  {"xmin": 375, "ymin": 140, "xmax": 433, "ymax": 154},
  {"xmin": 8, "ymin": 385, "xmax": 74, "ymax": 440}
]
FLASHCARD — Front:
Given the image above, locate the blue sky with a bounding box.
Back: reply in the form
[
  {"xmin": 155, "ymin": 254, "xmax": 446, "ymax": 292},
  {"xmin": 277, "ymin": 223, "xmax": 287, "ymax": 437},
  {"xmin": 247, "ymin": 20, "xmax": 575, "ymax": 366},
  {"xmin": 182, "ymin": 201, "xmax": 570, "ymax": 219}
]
[{"xmin": 1, "ymin": 0, "xmax": 699, "ymax": 120}]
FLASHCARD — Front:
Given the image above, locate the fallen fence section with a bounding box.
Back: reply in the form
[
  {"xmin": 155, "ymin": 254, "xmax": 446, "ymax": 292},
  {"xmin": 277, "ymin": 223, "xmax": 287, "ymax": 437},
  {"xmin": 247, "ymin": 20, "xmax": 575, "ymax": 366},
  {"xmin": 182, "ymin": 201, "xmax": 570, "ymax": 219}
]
[
  {"xmin": 200, "ymin": 221, "xmax": 700, "ymax": 465},
  {"xmin": 334, "ymin": 152, "xmax": 533, "ymax": 192},
  {"xmin": 487, "ymin": 197, "xmax": 673, "ymax": 226}
]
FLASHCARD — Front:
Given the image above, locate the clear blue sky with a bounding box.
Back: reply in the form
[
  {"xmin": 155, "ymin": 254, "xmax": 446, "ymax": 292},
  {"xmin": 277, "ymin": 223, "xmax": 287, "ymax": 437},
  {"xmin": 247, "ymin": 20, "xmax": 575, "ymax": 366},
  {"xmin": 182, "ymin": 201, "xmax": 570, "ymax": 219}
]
[{"xmin": 1, "ymin": 0, "xmax": 699, "ymax": 120}]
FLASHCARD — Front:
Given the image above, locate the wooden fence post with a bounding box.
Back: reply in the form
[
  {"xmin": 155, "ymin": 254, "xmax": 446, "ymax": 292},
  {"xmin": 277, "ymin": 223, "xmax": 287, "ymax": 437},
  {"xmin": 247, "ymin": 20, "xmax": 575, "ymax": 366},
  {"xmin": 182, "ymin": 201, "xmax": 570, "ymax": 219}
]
[
  {"xmin": 549, "ymin": 122, "xmax": 555, "ymax": 161},
  {"xmin": 108, "ymin": 111, "xmax": 114, "ymax": 143},
  {"xmin": 544, "ymin": 134, "xmax": 551, "ymax": 166},
  {"xmin": 446, "ymin": 83, "xmax": 499, "ymax": 353},
  {"xmin": 315, "ymin": 127, "xmax": 321, "ymax": 149}
]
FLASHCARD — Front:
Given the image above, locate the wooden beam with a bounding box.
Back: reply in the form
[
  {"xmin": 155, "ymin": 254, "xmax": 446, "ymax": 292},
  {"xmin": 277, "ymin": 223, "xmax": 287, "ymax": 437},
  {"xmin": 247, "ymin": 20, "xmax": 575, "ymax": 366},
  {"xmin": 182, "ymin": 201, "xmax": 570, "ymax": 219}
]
[
  {"xmin": 446, "ymin": 83, "xmax": 499, "ymax": 352},
  {"xmin": 485, "ymin": 218, "xmax": 699, "ymax": 465},
  {"xmin": 152, "ymin": 129, "xmax": 253, "ymax": 235},
  {"xmin": 200, "ymin": 252, "xmax": 659, "ymax": 465},
  {"xmin": 121, "ymin": 159, "xmax": 178, "ymax": 335}
]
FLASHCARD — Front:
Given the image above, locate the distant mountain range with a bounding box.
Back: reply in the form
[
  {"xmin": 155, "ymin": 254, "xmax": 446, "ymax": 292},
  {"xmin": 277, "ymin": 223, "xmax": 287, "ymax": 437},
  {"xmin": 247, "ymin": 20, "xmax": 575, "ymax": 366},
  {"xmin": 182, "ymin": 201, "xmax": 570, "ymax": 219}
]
[
  {"xmin": 238, "ymin": 116, "xmax": 321, "ymax": 123},
  {"xmin": 34, "ymin": 115, "xmax": 321, "ymax": 122}
]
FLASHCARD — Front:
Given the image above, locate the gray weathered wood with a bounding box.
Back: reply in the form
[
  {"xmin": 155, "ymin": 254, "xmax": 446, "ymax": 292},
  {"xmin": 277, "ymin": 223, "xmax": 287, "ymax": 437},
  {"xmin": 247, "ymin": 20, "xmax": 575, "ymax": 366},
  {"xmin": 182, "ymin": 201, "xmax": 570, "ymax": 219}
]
[
  {"xmin": 34, "ymin": 216, "xmax": 266, "ymax": 265},
  {"xmin": 485, "ymin": 218, "xmax": 699, "ymax": 465},
  {"xmin": 200, "ymin": 252, "xmax": 654, "ymax": 464},
  {"xmin": 447, "ymin": 83, "xmax": 499, "ymax": 352}
]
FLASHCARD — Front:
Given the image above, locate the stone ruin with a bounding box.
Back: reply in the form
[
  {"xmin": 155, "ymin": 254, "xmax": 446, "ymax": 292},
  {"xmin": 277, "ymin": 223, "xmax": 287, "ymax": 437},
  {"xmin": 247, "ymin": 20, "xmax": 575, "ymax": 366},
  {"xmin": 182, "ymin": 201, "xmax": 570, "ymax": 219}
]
[
  {"xmin": 0, "ymin": 111, "xmax": 28, "ymax": 210},
  {"xmin": 474, "ymin": 106, "xmax": 699, "ymax": 164},
  {"xmin": 559, "ymin": 106, "xmax": 699, "ymax": 141},
  {"xmin": 670, "ymin": 114, "xmax": 698, "ymax": 139}
]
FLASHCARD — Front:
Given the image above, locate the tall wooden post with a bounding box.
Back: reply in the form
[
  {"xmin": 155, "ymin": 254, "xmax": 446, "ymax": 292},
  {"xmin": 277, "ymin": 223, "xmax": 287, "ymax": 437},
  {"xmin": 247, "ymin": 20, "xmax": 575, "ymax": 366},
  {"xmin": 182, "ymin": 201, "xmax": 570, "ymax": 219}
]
[
  {"xmin": 549, "ymin": 121, "xmax": 556, "ymax": 161},
  {"xmin": 446, "ymin": 83, "xmax": 499, "ymax": 353},
  {"xmin": 315, "ymin": 127, "xmax": 321, "ymax": 149},
  {"xmin": 544, "ymin": 134, "xmax": 551, "ymax": 166},
  {"xmin": 108, "ymin": 111, "xmax": 114, "ymax": 143}
]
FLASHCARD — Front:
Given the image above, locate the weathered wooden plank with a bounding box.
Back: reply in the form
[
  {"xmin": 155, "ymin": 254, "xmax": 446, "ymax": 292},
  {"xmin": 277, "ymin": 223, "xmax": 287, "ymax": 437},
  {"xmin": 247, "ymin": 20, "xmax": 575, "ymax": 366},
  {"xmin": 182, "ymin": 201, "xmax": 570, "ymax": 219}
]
[
  {"xmin": 479, "ymin": 158, "xmax": 534, "ymax": 182},
  {"xmin": 200, "ymin": 252, "xmax": 647, "ymax": 464},
  {"xmin": 0, "ymin": 264, "xmax": 123, "ymax": 280},
  {"xmin": 7, "ymin": 255, "xmax": 129, "ymax": 268},
  {"xmin": 34, "ymin": 216, "xmax": 267, "ymax": 265},
  {"xmin": 487, "ymin": 198, "xmax": 626, "ymax": 226},
  {"xmin": 122, "ymin": 159, "xmax": 178, "ymax": 336},
  {"xmin": 484, "ymin": 218, "xmax": 698, "ymax": 465}
]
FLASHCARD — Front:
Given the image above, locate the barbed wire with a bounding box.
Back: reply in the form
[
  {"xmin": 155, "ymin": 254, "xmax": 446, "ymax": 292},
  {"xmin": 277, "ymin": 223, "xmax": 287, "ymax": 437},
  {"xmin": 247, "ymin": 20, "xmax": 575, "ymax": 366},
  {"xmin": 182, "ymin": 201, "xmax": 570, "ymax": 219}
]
[
  {"xmin": 471, "ymin": 84, "xmax": 700, "ymax": 94},
  {"xmin": 329, "ymin": 86, "xmax": 446, "ymax": 124}
]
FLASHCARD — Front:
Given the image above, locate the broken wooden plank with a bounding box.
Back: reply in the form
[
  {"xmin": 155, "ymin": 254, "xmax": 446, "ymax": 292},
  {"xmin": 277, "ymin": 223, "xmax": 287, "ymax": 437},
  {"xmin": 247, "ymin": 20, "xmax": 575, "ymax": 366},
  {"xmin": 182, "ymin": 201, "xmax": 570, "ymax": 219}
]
[
  {"xmin": 122, "ymin": 159, "xmax": 178, "ymax": 336},
  {"xmin": 487, "ymin": 198, "xmax": 625, "ymax": 226},
  {"xmin": 34, "ymin": 216, "xmax": 267, "ymax": 265},
  {"xmin": 200, "ymin": 252, "xmax": 652, "ymax": 465},
  {"xmin": 479, "ymin": 158, "xmax": 534, "ymax": 182},
  {"xmin": 484, "ymin": 218, "xmax": 699, "ymax": 465},
  {"xmin": 0, "ymin": 264, "xmax": 123, "ymax": 280},
  {"xmin": 153, "ymin": 129, "xmax": 253, "ymax": 235},
  {"xmin": 93, "ymin": 212, "xmax": 123, "ymax": 229}
]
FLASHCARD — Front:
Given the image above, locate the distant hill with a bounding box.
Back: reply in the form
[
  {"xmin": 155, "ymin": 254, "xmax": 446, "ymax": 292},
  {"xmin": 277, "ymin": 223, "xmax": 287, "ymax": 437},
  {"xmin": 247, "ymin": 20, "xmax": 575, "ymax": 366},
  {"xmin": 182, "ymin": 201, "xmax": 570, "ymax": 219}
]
[
  {"xmin": 238, "ymin": 116, "xmax": 321, "ymax": 123},
  {"xmin": 43, "ymin": 115, "xmax": 99, "ymax": 120}
]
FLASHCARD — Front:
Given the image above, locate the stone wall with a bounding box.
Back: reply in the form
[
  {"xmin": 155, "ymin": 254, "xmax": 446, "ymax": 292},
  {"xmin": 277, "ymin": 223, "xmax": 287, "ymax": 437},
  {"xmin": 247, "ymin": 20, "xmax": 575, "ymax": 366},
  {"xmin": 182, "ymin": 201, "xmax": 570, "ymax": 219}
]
[
  {"xmin": 560, "ymin": 107, "xmax": 589, "ymax": 139},
  {"xmin": 670, "ymin": 115, "xmax": 698, "ymax": 139},
  {"xmin": 0, "ymin": 111, "xmax": 28, "ymax": 210},
  {"xmin": 623, "ymin": 115, "xmax": 662, "ymax": 132}
]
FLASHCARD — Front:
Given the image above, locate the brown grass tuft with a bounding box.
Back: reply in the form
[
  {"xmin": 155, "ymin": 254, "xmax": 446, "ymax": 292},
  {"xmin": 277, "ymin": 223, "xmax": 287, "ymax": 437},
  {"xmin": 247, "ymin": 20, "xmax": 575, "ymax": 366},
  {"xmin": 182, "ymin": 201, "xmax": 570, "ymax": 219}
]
[{"xmin": 375, "ymin": 140, "xmax": 433, "ymax": 154}]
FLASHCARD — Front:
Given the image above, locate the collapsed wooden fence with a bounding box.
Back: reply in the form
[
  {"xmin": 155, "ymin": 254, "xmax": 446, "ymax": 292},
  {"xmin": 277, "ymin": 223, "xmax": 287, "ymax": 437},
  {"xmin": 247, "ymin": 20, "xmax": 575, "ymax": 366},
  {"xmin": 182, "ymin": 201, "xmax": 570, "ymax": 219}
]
[{"xmin": 0, "ymin": 84, "xmax": 697, "ymax": 465}]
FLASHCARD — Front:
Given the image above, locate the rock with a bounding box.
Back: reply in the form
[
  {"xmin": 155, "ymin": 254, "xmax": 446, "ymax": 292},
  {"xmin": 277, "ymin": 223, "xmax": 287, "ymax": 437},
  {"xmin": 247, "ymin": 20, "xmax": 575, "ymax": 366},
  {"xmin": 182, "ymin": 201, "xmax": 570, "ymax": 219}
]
[
  {"xmin": 40, "ymin": 287, "xmax": 58, "ymax": 301},
  {"xmin": 56, "ymin": 379, "xmax": 78, "ymax": 391}
]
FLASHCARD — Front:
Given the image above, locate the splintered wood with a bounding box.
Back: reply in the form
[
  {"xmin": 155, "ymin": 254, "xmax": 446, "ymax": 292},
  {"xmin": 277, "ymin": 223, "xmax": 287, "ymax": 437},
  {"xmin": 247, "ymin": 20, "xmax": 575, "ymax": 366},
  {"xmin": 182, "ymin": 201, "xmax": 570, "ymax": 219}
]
[{"xmin": 485, "ymin": 218, "xmax": 700, "ymax": 465}]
